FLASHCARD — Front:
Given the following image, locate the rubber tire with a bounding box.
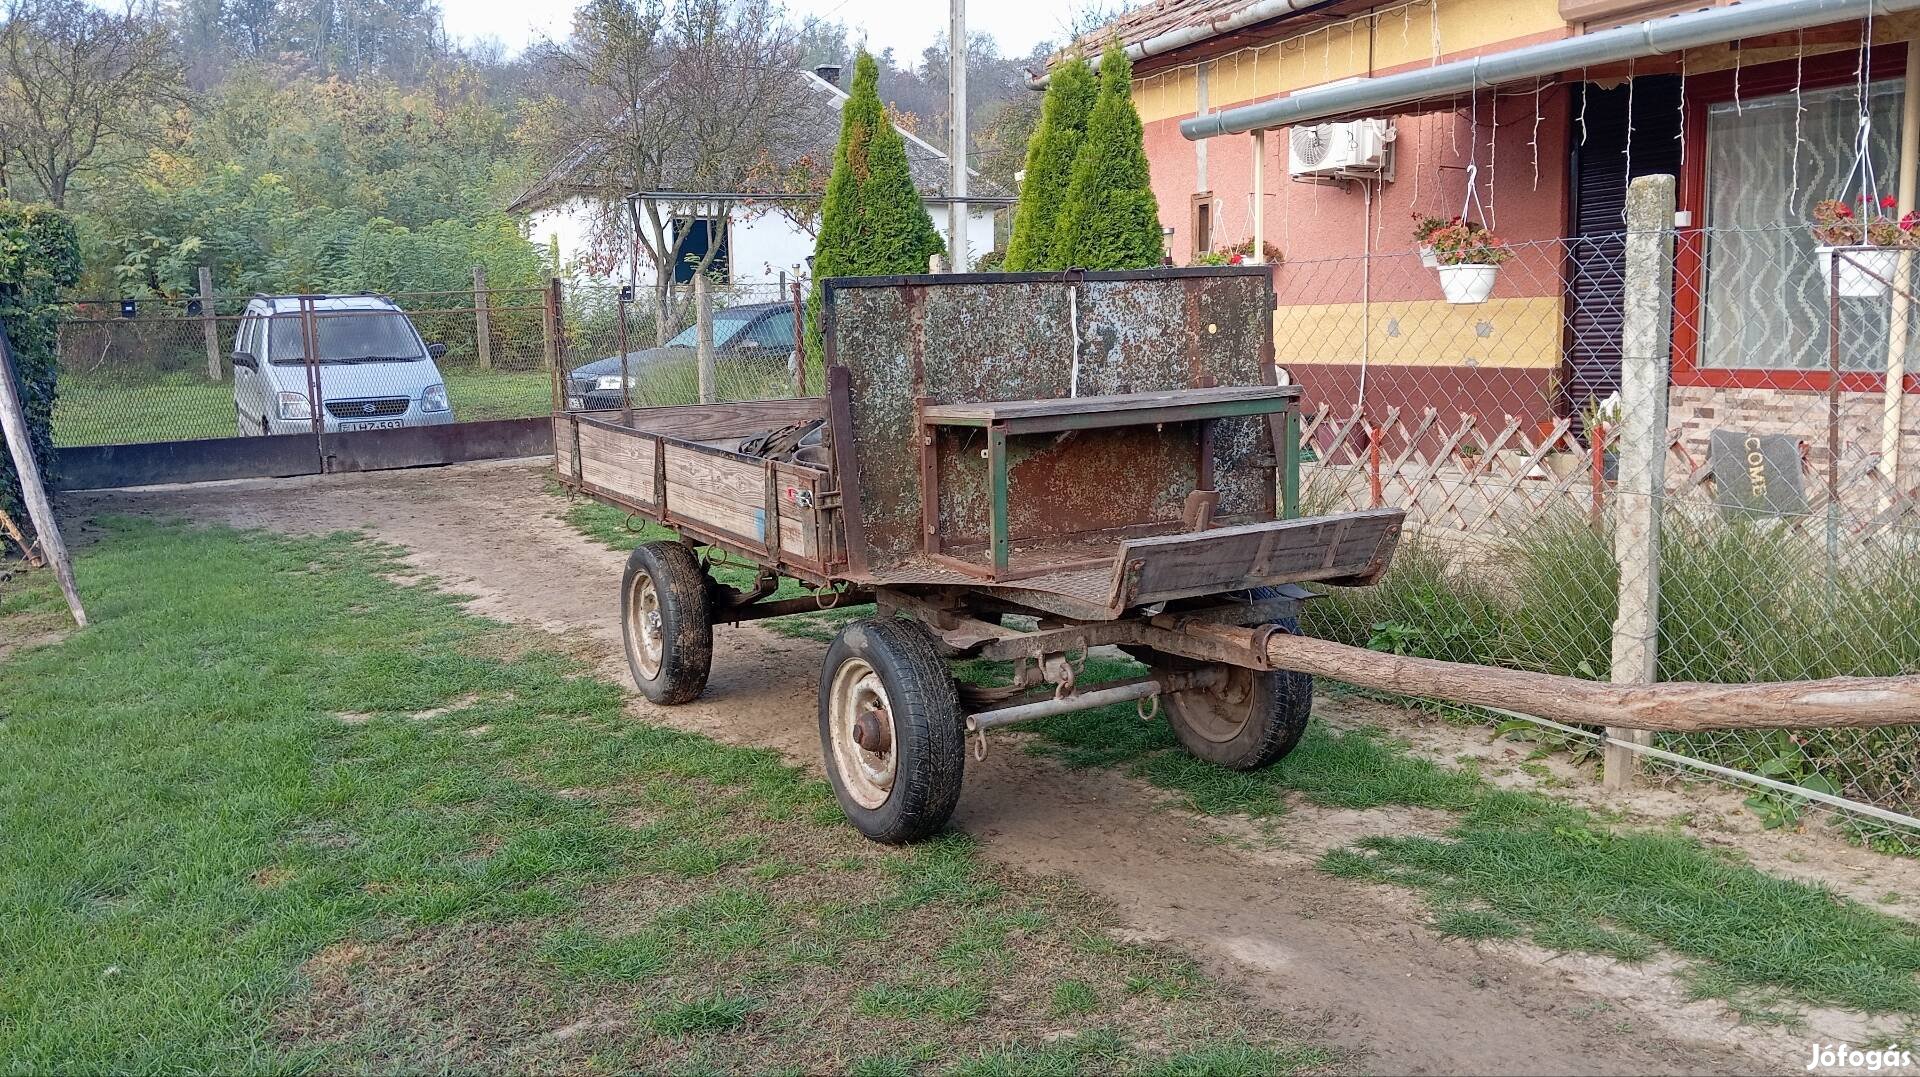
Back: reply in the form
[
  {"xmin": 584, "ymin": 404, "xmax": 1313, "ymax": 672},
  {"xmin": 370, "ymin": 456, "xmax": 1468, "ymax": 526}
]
[
  {"xmin": 620, "ymin": 541, "xmax": 713, "ymax": 705},
  {"xmin": 818, "ymin": 618, "xmax": 966, "ymax": 844},
  {"xmin": 1133, "ymin": 587, "xmax": 1313, "ymax": 771}
]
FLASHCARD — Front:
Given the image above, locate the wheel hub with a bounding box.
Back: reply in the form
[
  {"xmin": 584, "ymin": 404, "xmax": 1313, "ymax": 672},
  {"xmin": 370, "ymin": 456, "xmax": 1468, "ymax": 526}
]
[{"xmin": 852, "ymin": 704, "xmax": 893, "ymax": 753}]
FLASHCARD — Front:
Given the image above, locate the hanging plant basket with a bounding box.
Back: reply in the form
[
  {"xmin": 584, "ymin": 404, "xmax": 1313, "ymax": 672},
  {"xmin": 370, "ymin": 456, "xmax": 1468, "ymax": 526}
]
[
  {"xmin": 1814, "ymin": 245, "xmax": 1901, "ymax": 299},
  {"xmin": 1418, "ymin": 245, "xmax": 1439, "ymax": 269},
  {"xmin": 1437, "ymin": 263, "xmax": 1499, "ymax": 305}
]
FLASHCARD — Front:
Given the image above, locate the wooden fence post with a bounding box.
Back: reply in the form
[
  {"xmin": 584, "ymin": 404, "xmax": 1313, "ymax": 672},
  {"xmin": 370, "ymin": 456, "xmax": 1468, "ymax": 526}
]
[
  {"xmin": 198, "ymin": 266, "xmax": 221, "ymax": 381},
  {"xmin": 695, "ymin": 274, "xmax": 715, "ymax": 404},
  {"xmin": 0, "ymin": 325, "xmax": 85, "ymax": 626},
  {"xmin": 1605, "ymin": 173, "xmax": 1676, "ymax": 790},
  {"xmin": 472, "ymin": 265, "xmax": 493, "ymax": 370}
]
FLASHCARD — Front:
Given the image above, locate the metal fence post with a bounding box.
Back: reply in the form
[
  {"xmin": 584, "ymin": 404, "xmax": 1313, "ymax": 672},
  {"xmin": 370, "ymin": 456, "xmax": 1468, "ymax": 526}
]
[
  {"xmin": 695, "ymin": 274, "xmax": 715, "ymax": 405},
  {"xmin": 1605, "ymin": 173, "xmax": 1676, "ymax": 791},
  {"xmin": 197, "ymin": 266, "xmax": 221, "ymax": 381},
  {"xmin": 473, "ymin": 265, "xmax": 493, "ymax": 371},
  {"xmin": 790, "ymin": 280, "xmax": 808, "ymax": 397},
  {"xmin": 545, "ymin": 277, "xmax": 563, "ymax": 414},
  {"xmin": 616, "ymin": 290, "xmax": 632, "ymax": 416}
]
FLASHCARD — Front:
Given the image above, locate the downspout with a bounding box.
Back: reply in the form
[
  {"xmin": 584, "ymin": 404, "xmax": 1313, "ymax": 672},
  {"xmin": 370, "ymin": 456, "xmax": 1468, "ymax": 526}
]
[
  {"xmin": 1183, "ymin": 0, "xmax": 1920, "ymax": 139},
  {"xmin": 1881, "ymin": 38, "xmax": 1920, "ymax": 500},
  {"xmin": 1029, "ymin": 0, "xmax": 1315, "ymax": 87}
]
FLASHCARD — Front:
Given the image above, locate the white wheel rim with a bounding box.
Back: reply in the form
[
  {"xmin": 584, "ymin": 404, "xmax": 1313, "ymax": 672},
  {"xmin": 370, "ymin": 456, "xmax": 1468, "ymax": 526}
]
[
  {"xmin": 1170, "ymin": 666, "xmax": 1257, "ymax": 744},
  {"xmin": 628, "ymin": 570, "xmax": 664, "ymax": 680},
  {"xmin": 828, "ymin": 657, "xmax": 897, "ymax": 810}
]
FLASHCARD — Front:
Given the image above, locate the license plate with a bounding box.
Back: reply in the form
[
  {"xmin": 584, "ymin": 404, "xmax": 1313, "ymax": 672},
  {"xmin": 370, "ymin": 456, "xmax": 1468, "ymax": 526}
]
[
  {"xmin": 567, "ymin": 397, "xmax": 584, "ymax": 410},
  {"xmin": 340, "ymin": 419, "xmax": 404, "ymax": 432}
]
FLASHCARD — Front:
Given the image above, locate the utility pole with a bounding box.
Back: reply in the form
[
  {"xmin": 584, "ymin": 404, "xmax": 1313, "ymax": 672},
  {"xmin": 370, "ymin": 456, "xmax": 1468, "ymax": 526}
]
[{"xmin": 947, "ymin": 0, "xmax": 969, "ymax": 271}]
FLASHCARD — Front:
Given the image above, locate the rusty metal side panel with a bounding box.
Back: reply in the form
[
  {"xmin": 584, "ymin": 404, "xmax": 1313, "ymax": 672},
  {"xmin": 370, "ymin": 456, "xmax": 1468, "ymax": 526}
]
[
  {"xmin": 825, "ymin": 268, "xmax": 1275, "ymax": 573},
  {"xmin": 934, "ymin": 424, "xmax": 1200, "ymax": 547}
]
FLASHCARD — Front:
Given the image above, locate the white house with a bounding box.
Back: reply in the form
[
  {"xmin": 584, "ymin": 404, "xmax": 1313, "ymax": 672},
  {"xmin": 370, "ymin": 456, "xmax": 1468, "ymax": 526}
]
[{"xmin": 510, "ymin": 67, "xmax": 1011, "ymax": 290}]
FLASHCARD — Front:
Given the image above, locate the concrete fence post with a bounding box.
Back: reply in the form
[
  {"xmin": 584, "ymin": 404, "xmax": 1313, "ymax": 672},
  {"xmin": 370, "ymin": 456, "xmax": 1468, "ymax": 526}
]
[
  {"xmin": 197, "ymin": 266, "xmax": 221, "ymax": 381},
  {"xmin": 472, "ymin": 265, "xmax": 493, "ymax": 371},
  {"xmin": 1605, "ymin": 173, "xmax": 1676, "ymax": 791},
  {"xmin": 695, "ymin": 274, "xmax": 715, "ymax": 405}
]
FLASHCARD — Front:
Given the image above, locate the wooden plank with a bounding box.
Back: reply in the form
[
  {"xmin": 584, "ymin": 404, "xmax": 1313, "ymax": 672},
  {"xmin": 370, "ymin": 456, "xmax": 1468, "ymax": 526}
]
[
  {"xmin": 577, "ymin": 422, "xmax": 656, "ymax": 504},
  {"xmin": 597, "ymin": 398, "xmax": 823, "ymax": 443},
  {"xmin": 1117, "ymin": 510, "xmax": 1403, "ymax": 606},
  {"xmin": 769, "ymin": 464, "xmax": 821, "ymax": 559},
  {"xmin": 922, "ymin": 384, "xmax": 1299, "ymax": 424},
  {"xmin": 664, "ymin": 444, "xmax": 767, "ymax": 543},
  {"xmin": 552, "ymin": 415, "xmax": 574, "ymax": 476}
]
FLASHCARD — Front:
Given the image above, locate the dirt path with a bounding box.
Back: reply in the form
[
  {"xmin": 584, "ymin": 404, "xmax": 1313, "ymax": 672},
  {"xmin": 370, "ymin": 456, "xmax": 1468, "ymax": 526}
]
[{"xmin": 68, "ymin": 460, "xmax": 1845, "ymax": 1075}]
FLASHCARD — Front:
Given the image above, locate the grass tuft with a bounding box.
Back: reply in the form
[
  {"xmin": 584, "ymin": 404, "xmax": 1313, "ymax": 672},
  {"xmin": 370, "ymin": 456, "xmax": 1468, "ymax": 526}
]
[{"xmin": 648, "ymin": 992, "xmax": 754, "ymax": 1036}]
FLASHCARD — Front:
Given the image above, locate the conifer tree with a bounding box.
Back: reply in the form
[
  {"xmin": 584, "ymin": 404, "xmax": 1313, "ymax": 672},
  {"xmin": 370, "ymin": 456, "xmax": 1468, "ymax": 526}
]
[
  {"xmin": 1051, "ymin": 44, "xmax": 1163, "ymax": 270},
  {"xmin": 1002, "ymin": 54, "xmax": 1094, "ymax": 271},
  {"xmin": 807, "ymin": 51, "xmax": 945, "ymax": 358}
]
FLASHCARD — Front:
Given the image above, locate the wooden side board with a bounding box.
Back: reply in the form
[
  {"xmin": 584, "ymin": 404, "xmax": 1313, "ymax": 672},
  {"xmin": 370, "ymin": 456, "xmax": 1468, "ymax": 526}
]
[
  {"xmin": 1114, "ymin": 509, "xmax": 1404, "ymax": 608},
  {"xmin": 578, "ymin": 422, "xmax": 656, "ymax": 506},
  {"xmin": 555, "ymin": 410, "xmax": 828, "ymax": 566},
  {"xmin": 615, "ymin": 399, "xmax": 823, "ymax": 443},
  {"xmin": 663, "ymin": 443, "xmax": 765, "ymax": 544}
]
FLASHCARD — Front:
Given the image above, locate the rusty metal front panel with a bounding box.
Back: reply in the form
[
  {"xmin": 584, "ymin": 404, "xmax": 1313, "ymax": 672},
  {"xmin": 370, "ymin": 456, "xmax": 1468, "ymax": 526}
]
[
  {"xmin": 933, "ymin": 424, "xmax": 1200, "ymax": 548},
  {"xmin": 824, "ymin": 267, "xmax": 1276, "ymax": 574}
]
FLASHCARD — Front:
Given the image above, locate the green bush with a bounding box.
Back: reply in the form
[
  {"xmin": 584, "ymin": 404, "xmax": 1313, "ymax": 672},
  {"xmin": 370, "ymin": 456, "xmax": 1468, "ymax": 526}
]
[
  {"xmin": 1050, "ymin": 45, "xmax": 1163, "ymax": 271},
  {"xmin": 0, "ymin": 201, "xmax": 82, "ymax": 531},
  {"xmin": 807, "ymin": 51, "xmax": 946, "ymax": 361},
  {"xmin": 1003, "ymin": 55, "xmax": 1094, "ymax": 272}
]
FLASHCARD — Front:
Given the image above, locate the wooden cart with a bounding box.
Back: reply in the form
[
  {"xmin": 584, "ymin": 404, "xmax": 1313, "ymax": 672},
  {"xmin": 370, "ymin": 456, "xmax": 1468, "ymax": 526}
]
[{"xmin": 554, "ymin": 267, "xmax": 1403, "ymax": 842}]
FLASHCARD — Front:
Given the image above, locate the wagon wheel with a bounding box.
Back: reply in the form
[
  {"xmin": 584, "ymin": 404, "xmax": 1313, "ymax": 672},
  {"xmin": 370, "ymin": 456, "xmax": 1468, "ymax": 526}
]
[
  {"xmin": 1128, "ymin": 587, "xmax": 1312, "ymax": 771},
  {"xmin": 620, "ymin": 541, "xmax": 713, "ymax": 705},
  {"xmin": 1159, "ymin": 661, "xmax": 1312, "ymax": 771},
  {"xmin": 818, "ymin": 618, "xmax": 965, "ymax": 844}
]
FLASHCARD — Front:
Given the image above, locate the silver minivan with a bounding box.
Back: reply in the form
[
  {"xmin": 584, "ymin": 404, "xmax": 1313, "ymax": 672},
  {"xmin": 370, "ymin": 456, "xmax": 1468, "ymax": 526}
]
[{"xmin": 232, "ymin": 294, "xmax": 455, "ymax": 436}]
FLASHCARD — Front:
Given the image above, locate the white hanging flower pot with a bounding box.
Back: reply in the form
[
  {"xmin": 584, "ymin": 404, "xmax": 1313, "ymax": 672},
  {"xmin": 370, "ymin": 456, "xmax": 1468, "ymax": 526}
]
[
  {"xmin": 1815, "ymin": 246, "xmax": 1900, "ymax": 299},
  {"xmin": 1419, "ymin": 245, "xmax": 1439, "ymax": 269},
  {"xmin": 1437, "ymin": 262, "xmax": 1499, "ymax": 305}
]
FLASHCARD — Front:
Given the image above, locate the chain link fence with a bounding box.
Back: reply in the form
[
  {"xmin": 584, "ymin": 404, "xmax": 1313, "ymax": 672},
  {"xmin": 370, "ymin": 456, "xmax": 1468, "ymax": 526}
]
[
  {"xmin": 50, "ymin": 277, "xmax": 805, "ymax": 449},
  {"xmin": 557, "ymin": 281, "xmax": 803, "ymax": 413},
  {"xmin": 1277, "ymin": 221, "xmax": 1920, "ymax": 854}
]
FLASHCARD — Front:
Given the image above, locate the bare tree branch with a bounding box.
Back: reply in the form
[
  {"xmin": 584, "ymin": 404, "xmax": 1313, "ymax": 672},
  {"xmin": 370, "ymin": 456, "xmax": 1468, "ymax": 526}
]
[{"xmin": 0, "ymin": 0, "xmax": 185, "ymax": 207}]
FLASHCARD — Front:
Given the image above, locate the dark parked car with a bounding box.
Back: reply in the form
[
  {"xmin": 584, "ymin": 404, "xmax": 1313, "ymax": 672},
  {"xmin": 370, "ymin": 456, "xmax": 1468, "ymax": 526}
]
[{"xmin": 566, "ymin": 301, "xmax": 796, "ymax": 410}]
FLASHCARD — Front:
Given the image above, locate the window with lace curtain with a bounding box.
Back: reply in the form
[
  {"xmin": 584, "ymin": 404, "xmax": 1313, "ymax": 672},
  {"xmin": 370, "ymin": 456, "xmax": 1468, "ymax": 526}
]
[{"xmin": 1700, "ymin": 79, "xmax": 1906, "ymax": 372}]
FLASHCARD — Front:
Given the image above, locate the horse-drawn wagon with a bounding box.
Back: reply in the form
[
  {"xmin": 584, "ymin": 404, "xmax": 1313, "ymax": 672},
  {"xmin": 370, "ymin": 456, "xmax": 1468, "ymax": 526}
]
[{"xmin": 553, "ymin": 267, "xmax": 1404, "ymax": 842}]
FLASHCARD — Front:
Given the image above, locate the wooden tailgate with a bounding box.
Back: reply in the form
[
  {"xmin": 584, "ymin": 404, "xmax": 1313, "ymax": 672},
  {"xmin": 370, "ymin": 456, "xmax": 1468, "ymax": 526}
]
[{"xmin": 1111, "ymin": 509, "xmax": 1404, "ymax": 608}]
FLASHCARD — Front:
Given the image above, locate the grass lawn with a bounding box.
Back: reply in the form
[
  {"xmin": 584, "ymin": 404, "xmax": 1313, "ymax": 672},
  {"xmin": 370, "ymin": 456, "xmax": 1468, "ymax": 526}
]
[
  {"xmin": 51, "ymin": 369, "xmax": 555, "ymax": 447},
  {"xmin": 627, "ymin": 535, "xmax": 1920, "ymax": 1025},
  {"xmin": 0, "ymin": 521, "xmax": 1335, "ymax": 1074}
]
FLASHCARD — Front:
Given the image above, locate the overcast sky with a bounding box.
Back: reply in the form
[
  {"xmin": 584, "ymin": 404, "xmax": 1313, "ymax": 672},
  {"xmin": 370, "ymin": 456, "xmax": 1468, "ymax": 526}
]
[{"xmin": 438, "ymin": 0, "xmax": 1086, "ymax": 60}]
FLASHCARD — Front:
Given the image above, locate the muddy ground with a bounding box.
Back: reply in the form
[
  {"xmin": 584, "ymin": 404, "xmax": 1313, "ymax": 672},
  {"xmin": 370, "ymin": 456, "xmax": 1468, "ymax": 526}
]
[{"xmin": 63, "ymin": 458, "xmax": 1920, "ymax": 1076}]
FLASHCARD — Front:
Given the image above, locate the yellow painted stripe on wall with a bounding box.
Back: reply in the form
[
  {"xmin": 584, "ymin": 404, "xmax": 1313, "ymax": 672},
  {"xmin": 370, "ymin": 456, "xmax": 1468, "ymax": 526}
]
[
  {"xmin": 1274, "ymin": 296, "xmax": 1564, "ymax": 369},
  {"xmin": 1132, "ymin": 0, "xmax": 1565, "ymax": 125}
]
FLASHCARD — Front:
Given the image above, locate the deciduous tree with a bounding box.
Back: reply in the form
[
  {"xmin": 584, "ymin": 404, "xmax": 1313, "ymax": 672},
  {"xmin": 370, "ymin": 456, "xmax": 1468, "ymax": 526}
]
[{"xmin": 0, "ymin": 0, "xmax": 184, "ymax": 207}]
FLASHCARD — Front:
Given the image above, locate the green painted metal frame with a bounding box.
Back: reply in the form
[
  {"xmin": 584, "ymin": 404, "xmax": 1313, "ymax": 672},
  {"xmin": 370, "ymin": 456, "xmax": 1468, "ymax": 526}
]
[
  {"xmin": 1282, "ymin": 409, "xmax": 1301, "ymax": 520},
  {"xmin": 920, "ymin": 387, "xmax": 1302, "ymax": 575}
]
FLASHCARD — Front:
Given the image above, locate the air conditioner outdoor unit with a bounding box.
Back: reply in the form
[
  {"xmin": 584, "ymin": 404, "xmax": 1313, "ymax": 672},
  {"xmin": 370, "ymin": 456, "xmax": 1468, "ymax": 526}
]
[{"xmin": 1287, "ymin": 119, "xmax": 1395, "ymax": 179}]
